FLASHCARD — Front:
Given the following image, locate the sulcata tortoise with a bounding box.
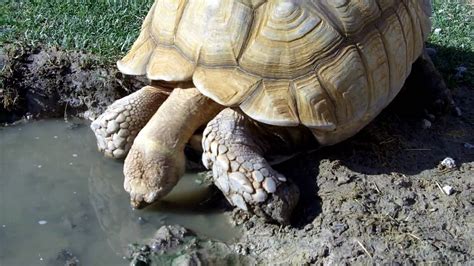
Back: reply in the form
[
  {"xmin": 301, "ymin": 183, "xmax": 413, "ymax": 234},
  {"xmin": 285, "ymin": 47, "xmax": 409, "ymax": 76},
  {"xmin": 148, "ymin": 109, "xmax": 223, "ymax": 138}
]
[{"xmin": 91, "ymin": 0, "xmax": 449, "ymax": 224}]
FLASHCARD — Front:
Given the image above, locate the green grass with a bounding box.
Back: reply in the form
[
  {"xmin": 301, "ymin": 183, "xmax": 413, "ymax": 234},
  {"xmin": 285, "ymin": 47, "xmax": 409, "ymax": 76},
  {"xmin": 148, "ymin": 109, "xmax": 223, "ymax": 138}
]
[
  {"xmin": 1, "ymin": 0, "xmax": 473, "ymax": 84},
  {"xmin": 429, "ymin": 0, "xmax": 473, "ymax": 85},
  {"xmin": 1, "ymin": 0, "xmax": 153, "ymax": 60}
]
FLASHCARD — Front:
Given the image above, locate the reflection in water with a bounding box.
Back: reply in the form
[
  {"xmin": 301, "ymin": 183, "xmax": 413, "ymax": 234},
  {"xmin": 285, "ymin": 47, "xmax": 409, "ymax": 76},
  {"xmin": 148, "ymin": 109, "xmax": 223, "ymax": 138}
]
[{"xmin": 0, "ymin": 120, "xmax": 239, "ymax": 265}]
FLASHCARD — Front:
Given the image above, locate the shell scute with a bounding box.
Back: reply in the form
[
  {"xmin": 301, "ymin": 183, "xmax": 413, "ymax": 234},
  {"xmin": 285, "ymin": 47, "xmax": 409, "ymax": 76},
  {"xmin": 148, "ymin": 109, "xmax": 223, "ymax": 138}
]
[
  {"xmin": 118, "ymin": 0, "xmax": 433, "ymax": 138},
  {"xmin": 318, "ymin": 46, "xmax": 369, "ymax": 126}
]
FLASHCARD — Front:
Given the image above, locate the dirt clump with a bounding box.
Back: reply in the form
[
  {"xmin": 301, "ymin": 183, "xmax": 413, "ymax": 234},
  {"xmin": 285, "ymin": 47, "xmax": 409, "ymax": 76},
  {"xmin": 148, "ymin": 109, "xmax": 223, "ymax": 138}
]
[
  {"xmin": 0, "ymin": 45, "xmax": 144, "ymax": 124},
  {"xmin": 127, "ymin": 225, "xmax": 253, "ymax": 266}
]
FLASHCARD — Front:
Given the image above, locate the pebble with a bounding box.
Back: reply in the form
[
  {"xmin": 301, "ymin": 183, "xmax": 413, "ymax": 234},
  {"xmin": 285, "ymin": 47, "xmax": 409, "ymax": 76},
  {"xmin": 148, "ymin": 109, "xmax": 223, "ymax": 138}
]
[
  {"xmin": 455, "ymin": 66, "xmax": 467, "ymax": 79},
  {"xmin": 440, "ymin": 157, "xmax": 456, "ymax": 169},
  {"xmin": 442, "ymin": 185, "xmax": 454, "ymax": 195},
  {"xmin": 422, "ymin": 119, "xmax": 432, "ymax": 129},
  {"xmin": 464, "ymin": 143, "xmax": 474, "ymax": 149},
  {"xmin": 38, "ymin": 220, "xmax": 48, "ymax": 225}
]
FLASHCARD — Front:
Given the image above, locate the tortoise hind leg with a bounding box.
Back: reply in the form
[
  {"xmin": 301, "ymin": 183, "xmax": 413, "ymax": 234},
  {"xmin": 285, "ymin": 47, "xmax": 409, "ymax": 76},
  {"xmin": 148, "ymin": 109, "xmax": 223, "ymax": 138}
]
[
  {"xmin": 408, "ymin": 50, "xmax": 457, "ymax": 117},
  {"xmin": 202, "ymin": 109, "xmax": 301, "ymax": 225},
  {"xmin": 91, "ymin": 85, "xmax": 169, "ymax": 159}
]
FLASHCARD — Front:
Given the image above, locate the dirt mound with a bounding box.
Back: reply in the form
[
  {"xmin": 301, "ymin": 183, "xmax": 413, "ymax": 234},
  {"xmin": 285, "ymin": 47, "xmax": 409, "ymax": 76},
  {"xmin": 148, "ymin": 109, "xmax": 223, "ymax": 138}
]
[{"xmin": 0, "ymin": 45, "xmax": 145, "ymax": 124}]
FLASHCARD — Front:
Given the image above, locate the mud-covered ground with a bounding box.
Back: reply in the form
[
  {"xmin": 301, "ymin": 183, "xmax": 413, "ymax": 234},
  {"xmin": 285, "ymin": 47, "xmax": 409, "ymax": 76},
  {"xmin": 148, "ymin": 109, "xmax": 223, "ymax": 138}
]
[
  {"xmin": 1, "ymin": 46, "xmax": 472, "ymax": 264},
  {"xmin": 0, "ymin": 45, "xmax": 145, "ymax": 124}
]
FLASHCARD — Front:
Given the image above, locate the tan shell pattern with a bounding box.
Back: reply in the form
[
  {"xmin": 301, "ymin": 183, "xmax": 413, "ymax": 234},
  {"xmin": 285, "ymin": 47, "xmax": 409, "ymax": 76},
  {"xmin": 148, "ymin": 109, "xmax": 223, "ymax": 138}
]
[{"xmin": 118, "ymin": 0, "xmax": 432, "ymax": 142}]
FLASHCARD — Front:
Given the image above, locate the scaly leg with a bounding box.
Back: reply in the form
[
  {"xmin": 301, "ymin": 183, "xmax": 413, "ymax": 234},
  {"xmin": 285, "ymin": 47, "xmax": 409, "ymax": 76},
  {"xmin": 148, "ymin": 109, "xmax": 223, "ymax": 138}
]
[
  {"xmin": 91, "ymin": 85, "xmax": 169, "ymax": 158},
  {"xmin": 202, "ymin": 109, "xmax": 308, "ymax": 225},
  {"xmin": 124, "ymin": 88, "xmax": 223, "ymax": 208}
]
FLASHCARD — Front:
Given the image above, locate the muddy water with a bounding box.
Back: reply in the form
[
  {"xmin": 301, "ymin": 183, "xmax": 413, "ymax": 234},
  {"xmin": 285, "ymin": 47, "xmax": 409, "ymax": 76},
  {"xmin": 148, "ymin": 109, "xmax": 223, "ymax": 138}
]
[{"xmin": 0, "ymin": 120, "xmax": 239, "ymax": 265}]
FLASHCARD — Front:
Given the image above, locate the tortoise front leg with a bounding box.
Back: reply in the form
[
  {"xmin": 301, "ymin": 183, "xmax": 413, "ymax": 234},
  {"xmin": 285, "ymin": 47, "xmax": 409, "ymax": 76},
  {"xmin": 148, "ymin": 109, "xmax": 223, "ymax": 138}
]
[
  {"xmin": 202, "ymin": 109, "xmax": 304, "ymax": 225},
  {"xmin": 124, "ymin": 88, "xmax": 223, "ymax": 208},
  {"xmin": 91, "ymin": 85, "xmax": 169, "ymax": 158}
]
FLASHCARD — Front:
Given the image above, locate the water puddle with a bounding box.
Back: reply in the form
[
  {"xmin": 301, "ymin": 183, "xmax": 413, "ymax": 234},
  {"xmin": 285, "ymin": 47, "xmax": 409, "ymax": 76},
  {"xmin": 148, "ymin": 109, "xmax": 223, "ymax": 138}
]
[{"xmin": 0, "ymin": 120, "xmax": 239, "ymax": 265}]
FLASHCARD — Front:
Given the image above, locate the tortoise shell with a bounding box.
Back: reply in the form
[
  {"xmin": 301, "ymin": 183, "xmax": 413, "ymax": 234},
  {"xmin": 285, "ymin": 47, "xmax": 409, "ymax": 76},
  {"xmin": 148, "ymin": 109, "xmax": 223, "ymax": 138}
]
[{"xmin": 117, "ymin": 0, "xmax": 432, "ymax": 144}]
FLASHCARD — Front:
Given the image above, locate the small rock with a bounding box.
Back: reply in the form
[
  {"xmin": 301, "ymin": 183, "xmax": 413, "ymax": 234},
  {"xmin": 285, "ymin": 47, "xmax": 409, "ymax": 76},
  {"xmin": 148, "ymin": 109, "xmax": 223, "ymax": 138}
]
[
  {"xmin": 455, "ymin": 66, "xmax": 467, "ymax": 79},
  {"xmin": 421, "ymin": 119, "xmax": 432, "ymax": 129},
  {"xmin": 442, "ymin": 185, "xmax": 454, "ymax": 195},
  {"xmin": 464, "ymin": 143, "xmax": 474, "ymax": 149},
  {"xmin": 440, "ymin": 157, "xmax": 456, "ymax": 169},
  {"xmin": 137, "ymin": 216, "xmax": 147, "ymax": 225}
]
